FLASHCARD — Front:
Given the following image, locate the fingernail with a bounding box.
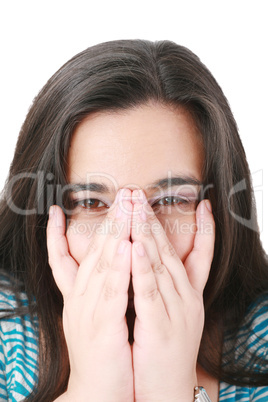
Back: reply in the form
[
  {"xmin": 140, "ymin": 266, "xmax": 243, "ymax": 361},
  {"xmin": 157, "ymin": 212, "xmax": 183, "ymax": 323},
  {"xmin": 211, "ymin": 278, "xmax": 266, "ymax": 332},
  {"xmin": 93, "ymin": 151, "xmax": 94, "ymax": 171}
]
[
  {"xmin": 132, "ymin": 189, "xmax": 140, "ymax": 203},
  {"xmin": 115, "ymin": 191, "xmax": 120, "ymax": 204},
  {"xmin": 49, "ymin": 206, "xmax": 54, "ymax": 218},
  {"xmin": 134, "ymin": 242, "xmax": 145, "ymax": 257},
  {"xmin": 55, "ymin": 206, "xmax": 62, "ymax": 227},
  {"xmin": 117, "ymin": 240, "xmax": 127, "ymax": 254},
  {"xmin": 205, "ymin": 200, "xmax": 212, "ymax": 213},
  {"xmin": 132, "ymin": 189, "xmax": 147, "ymax": 204}
]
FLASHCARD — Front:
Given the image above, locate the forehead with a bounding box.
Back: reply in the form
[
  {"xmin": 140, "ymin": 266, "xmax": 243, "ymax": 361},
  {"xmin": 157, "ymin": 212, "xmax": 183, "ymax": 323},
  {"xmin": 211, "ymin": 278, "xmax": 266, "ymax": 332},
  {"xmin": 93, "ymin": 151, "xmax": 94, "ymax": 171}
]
[{"xmin": 67, "ymin": 102, "xmax": 204, "ymax": 192}]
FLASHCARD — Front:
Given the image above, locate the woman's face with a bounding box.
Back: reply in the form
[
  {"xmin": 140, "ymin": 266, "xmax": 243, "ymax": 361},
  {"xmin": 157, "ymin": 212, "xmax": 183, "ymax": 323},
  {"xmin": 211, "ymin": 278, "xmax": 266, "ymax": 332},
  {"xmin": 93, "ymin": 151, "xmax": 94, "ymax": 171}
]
[{"xmin": 66, "ymin": 102, "xmax": 204, "ymax": 264}]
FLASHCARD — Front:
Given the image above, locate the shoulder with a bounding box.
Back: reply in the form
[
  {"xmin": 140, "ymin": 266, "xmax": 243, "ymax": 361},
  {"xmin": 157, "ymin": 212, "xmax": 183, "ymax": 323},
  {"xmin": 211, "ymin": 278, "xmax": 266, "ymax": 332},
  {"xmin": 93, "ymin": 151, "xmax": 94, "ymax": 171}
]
[
  {"xmin": 237, "ymin": 292, "xmax": 268, "ymax": 371},
  {"xmin": 223, "ymin": 292, "xmax": 268, "ymax": 374},
  {"xmin": 238, "ymin": 292, "xmax": 268, "ymax": 343},
  {"xmin": 0, "ymin": 273, "xmax": 36, "ymax": 316},
  {"xmin": 220, "ymin": 294, "xmax": 268, "ymax": 401},
  {"xmin": 219, "ymin": 382, "xmax": 268, "ymax": 401},
  {"xmin": 0, "ymin": 274, "xmax": 39, "ymax": 400}
]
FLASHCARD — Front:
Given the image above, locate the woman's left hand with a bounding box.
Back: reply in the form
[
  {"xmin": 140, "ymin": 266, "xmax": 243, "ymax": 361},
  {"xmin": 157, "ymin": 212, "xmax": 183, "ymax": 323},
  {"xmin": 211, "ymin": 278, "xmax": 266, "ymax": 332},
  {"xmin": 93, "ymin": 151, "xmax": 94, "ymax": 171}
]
[{"xmin": 131, "ymin": 190, "xmax": 215, "ymax": 402}]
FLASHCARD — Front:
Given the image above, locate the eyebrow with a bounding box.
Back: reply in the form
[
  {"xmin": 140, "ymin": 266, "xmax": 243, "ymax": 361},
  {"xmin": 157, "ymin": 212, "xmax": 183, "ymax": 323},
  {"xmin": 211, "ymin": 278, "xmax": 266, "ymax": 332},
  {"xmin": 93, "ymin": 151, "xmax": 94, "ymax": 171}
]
[
  {"xmin": 67, "ymin": 175, "xmax": 202, "ymax": 194},
  {"xmin": 147, "ymin": 176, "xmax": 202, "ymax": 190}
]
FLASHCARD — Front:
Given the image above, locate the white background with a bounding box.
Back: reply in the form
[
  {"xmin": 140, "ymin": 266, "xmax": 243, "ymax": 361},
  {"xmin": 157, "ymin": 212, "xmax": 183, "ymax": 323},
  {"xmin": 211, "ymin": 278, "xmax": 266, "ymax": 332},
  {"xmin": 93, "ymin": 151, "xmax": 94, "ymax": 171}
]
[{"xmin": 0, "ymin": 0, "xmax": 267, "ymax": 251}]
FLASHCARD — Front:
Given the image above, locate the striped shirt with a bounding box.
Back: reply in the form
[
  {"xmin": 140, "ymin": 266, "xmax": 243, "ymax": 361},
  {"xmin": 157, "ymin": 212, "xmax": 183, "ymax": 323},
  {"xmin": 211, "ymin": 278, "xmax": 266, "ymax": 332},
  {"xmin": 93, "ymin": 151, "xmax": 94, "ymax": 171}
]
[
  {"xmin": 219, "ymin": 293, "xmax": 268, "ymax": 401},
  {"xmin": 0, "ymin": 286, "xmax": 38, "ymax": 401},
  {"xmin": 0, "ymin": 284, "xmax": 268, "ymax": 401}
]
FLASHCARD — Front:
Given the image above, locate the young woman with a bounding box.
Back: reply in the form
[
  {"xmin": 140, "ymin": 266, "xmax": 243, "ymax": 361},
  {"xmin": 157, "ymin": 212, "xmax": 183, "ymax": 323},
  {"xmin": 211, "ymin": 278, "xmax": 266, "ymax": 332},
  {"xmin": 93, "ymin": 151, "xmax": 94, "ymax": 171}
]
[{"xmin": 0, "ymin": 39, "xmax": 267, "ymax": 402}]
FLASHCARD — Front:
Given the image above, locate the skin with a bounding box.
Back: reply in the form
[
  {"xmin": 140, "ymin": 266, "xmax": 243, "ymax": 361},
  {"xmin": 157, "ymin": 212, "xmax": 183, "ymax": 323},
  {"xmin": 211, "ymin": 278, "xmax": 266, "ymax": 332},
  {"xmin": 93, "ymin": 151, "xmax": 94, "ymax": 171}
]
[
  {"xmin": 47, "ymin": 102, "xmax": 217, "ymax": 401},
  {"xmin": 66, "ymin": 102, "xmax": 204, "ymax": 264}
]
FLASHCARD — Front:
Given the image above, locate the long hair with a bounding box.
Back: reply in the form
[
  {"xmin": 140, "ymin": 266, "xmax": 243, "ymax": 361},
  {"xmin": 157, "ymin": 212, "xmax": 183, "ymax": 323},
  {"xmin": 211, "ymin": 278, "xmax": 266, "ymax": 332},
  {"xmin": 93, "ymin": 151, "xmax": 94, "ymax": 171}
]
[{"xmin": 0, "ymin": 39, "xmax": 267, "ymax": 400}]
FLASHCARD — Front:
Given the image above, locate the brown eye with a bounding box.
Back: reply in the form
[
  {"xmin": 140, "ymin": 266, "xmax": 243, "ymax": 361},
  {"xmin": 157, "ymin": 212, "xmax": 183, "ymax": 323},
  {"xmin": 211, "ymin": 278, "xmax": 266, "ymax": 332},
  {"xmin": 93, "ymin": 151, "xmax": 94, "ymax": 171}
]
[
  {"xmin": 153, "ymin": 196, "xmax": 188, "ymax": 207},
  {"xmin": 77, "ymin": 198, "xmax": 106, "ymax": 209},
  {"xmin": 151, "ymin": 195, "xmax": 198, "ymax": 215}
]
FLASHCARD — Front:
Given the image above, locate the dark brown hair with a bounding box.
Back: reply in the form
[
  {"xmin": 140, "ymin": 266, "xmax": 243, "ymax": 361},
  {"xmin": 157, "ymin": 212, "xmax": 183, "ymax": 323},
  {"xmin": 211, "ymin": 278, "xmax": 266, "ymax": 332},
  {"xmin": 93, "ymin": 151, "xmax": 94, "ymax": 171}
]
[{"xmin": 0, "ymin": 39, "xmax": 267, "ymax": 400}]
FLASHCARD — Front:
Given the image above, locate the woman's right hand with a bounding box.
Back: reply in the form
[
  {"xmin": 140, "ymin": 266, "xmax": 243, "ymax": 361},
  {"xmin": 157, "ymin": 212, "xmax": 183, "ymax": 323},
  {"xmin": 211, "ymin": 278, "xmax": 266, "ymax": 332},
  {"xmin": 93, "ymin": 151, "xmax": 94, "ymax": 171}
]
[{"xmin": 46, "ymin": 189, "xmax": 134, "ymax": 402}]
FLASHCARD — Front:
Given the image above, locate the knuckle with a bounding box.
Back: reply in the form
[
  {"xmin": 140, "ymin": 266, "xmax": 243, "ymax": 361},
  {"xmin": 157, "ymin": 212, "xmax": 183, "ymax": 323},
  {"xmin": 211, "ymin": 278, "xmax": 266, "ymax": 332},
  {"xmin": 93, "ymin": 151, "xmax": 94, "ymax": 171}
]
[
  {"xmin": 142, "ymin": 286, "xmax": 159, "ymax": 301},
  {"xmin": 162, "ymin": 242, "xmax": 176, "ymax": 257},
  {"xmin": 96, "ymin": 256, "xmax": 111, "ymax": 273},
  {"xmin": 152, "ymin": 260, "xmax": 165, "ymax": 274},
  {"xmin": 103, "ymin": 281, "xmax": 119, "ymax": 301},
  {"xmin": 146, "ymin": 211, "xmax": 156, "ymax": 224},
  {"xmin": 86, "ymin": 241, "xmax": 98, "ymax": 254}
]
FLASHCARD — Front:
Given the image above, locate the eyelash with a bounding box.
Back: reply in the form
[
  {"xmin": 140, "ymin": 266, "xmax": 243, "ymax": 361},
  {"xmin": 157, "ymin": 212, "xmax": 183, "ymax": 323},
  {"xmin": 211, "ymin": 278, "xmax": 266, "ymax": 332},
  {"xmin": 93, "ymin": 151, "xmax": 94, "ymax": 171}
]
[{"xmin": 73, "ymin": 195, "xmax": 196, "ymax": 211}]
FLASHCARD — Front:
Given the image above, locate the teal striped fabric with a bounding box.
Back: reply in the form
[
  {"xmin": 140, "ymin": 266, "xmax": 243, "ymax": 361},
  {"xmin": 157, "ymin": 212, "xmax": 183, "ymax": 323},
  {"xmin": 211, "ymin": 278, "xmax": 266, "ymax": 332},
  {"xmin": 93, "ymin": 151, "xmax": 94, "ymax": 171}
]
[
  {"xmin": 219, "ymin": 294, "xmax": 268, "ymax": 401},
  {"xmin": 0, "ymin": 281, "xmax": 268, "ymax": 401},
  {"xmin": 0, "ymin": 287, "xmax": 38, "ymax": 401}
]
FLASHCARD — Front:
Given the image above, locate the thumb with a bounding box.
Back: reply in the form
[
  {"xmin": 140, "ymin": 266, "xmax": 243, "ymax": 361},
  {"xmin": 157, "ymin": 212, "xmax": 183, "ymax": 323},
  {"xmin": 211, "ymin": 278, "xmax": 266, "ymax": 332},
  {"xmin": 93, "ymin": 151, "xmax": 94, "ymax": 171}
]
[
  {"xmin": 184, "ymin": 200, "xmax": 215, "ymax": 293},
  {"xmin": 46, "ymin": 205, "xmax": 78, "ymax": 298}
]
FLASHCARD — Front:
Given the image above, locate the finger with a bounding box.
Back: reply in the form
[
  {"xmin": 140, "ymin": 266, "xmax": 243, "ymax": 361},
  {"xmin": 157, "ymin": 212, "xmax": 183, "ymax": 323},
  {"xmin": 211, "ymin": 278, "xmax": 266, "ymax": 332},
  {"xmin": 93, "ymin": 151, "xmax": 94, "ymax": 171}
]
[
  {"xmin": 131, "ymin": 201, "xmax": 162, "ymax": 272},
  {"xmin": 74, "ymin": 188, "xmax": 132, "ymax": 324},
  {"xmin": 131, "ymin": 190, "xmax": 192, "ymax": 297},
  {"xmin": 73, "ymin": 188, "xmax": 132, "ymax": 296},
  {"xmin": 131, "ymin": 241, "xmax": 169, "ymax": 330},
  {"xmin": 84, "ymin": 189, "xmax": 132, "ymax": 308},
  {"xmin": 184, "ymin": 200, "xmax": 215, "ymax": 293},
  {"xmin": 47, "ymin": 205, "xmax": 78, "ymax": 298},
  {"xmin": 131, "ymin": 200, "xmax": 181, "ymax": 319},
  {"xmin": 95, "ymin": 188, "xmax": 132, "ymax": 268},
  {"xmin": 93, "ymin": 240, "xmax": 132, "ymax": 331}
]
